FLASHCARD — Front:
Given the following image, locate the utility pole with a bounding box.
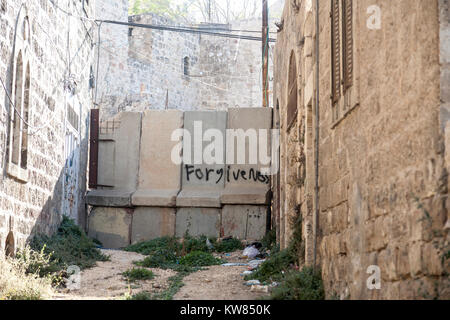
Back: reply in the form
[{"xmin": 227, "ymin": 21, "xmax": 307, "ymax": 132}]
[{"xmin": 262, "ymin": 0, "xmax": 269, "ymax": 108}]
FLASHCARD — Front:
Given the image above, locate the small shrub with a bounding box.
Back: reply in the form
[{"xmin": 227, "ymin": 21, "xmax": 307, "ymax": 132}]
[
  {"xmin": 135, "ymin": 248, "xmax": 178, "ymax": 269},
  {"xmin": 125, "ymin": 236, "xmax": 181, "ymax": 256},
  {"xmin": 270, "ymin": 267, "xmax": 325, "ymax": 300},
  {"xmin": 246, "ymin": 248, "xmax": 296, "ymax": 283},
  {"xmin": 30, "ymin": 216, "xmax": 109, "ymax": 274},
  {"xmin": 261, "ymin": 229, "xmax": 277, "ymax": 252},
  {"xmin": 179, "ymin": 251, "xmax": 223, "ymax": 267},
  {"xmin": 214, "ymin": 238, "xmax": 244, "ymax": 253},
  {"xmin": 122, "ymin": 268, "xmax": 154, "ymax": 282},
  {"xmin": 128, "ymin": 291, "xmax": 152, "ymax": 300},
  {"xmin": 182, "ymin": 235, "xmax": 213, "ymax": 253}
]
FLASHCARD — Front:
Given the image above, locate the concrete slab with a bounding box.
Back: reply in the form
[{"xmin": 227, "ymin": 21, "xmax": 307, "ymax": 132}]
[
  {"xmin": 246, "ymin": 206, "xmax": 268, "ymax": 240},
  {"xmin": 176, "ymin": 208, "xmax": 221, "ymax": 238},
  {"xmin": 88, "ymin": 207, "xmax": 132, "ymax": 249},
  {"xmin": 222, "ymin": 108, "xmax": 272, "ymax": 205},
  {"xmin": 131, "ymin": 208, "xmax": 176, "ymax": 244},
  {"xmin": 132, "ymin": 110, "xmax": 183, "ymax": 207},
  {"xmin": 132, "ymin": 190, "xmax": 178, "ymax": 207},
  {"xmin": 177, "ymin": 111, "xmax": 227, "ymax": 208},
  {"xmin": 221, "ymin": 186, "xmax": 270, "ymax": 205},
  {"xmin": 222, "ymin": 205, "xmax": 268, "ymax": 240},
  {"xmin": 221, "ymin": 205, "xmax": 247, "ymax": 239},
  {"xmin": 86, "ymin": 189, "xmax": 132, "ymax": 207},
  {"xmin": 99, "ymin": 112, "xmax": 142, "ymax": 192}
]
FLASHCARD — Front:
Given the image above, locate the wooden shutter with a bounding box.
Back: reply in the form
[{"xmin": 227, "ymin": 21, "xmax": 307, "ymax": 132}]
[
  {"xmin": 331, "ymin": 0, "xmax": 341, "ymax": 104},
  {"xmin": 342, "ymin": 0, "xmax": 353, "ymax": 91}
]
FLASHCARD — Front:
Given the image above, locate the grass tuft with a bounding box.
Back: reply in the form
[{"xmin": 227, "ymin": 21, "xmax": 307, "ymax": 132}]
[
  {"xmin": 122, "ymin": 268, "xmax": 154, "ymax": 282},
  {"xmin": 179, "ymin": 251, "xmax": 224, "ymax": 267},
  {"xmin": 271, "ymin": 267, "xmax": 325, "ymax": 300}
]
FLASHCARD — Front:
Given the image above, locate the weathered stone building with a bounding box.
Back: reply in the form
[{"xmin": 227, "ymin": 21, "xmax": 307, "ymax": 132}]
[
  {"xmin": 273, "ymin": 0, "xmax": 449, "ymax": 299},
  {"xmin": 95, "ymin": 0, "xmax": 275, "ymax": 120},
  {"xmin": 0, "ymin": 0, "xmax": 95, "ymax": 255}
]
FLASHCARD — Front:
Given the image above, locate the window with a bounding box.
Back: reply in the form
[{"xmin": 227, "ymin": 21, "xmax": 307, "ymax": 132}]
[
  {"xmin": 5, "ymin": 231, "xmax": 15, "ymax": 257},
  {"xmin": 183, "ymin": 56, "xmax": 190, "ymax": 77},
  {"xmin": 287, "ymin": 51, "xmax": 298, "ymax": 129},
  {"xmin": 7, "ymin": 12, "xmax": 31, "ymax": 182},
  {"xmin": 331, "ymin": 0, "xmax": 355, "ymax": 124}
]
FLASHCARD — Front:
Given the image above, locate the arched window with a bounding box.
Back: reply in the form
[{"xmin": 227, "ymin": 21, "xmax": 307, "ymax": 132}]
[
  {"xmin": 7, "ymin": 11, "xmax": 31, "ymax": 182},
  {"xmin": 287, "ymin": 51, "xmax": 298, "ymax": 129},
  {"xmin": 5, "ymin": 231, "xmax": 15, "ymax": 257}
]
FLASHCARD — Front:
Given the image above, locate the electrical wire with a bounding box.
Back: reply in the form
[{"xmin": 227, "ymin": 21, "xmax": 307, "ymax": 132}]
[{"xmin": 98, "ymin": 19, "xmax": 276, "ymax": 43}]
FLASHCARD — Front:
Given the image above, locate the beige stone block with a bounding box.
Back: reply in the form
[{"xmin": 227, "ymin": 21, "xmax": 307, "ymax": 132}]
[
  {"xmin": 378, "ymin": 247, "xmax": 398, "ymax": 282},
  {"xmin": 422, "ymin": 242, "xmax": 444, "ymax": 276},
  {"xmin": 88, "ymin": 207, "xmax": 132, "ymax": 249},
  {"xmin": 409, "ymin": 242, "xmax": 423, "ymax": 278},
  {"xmin": 396, "ymin": 245, "xmax": 410, "ymax": 278},
  {"xmin": 131, "ymin": 208, "xmax": 176, "ymax": 244}
]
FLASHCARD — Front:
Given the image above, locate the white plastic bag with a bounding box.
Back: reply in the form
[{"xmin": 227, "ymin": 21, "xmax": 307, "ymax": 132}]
[{"xmin": 243, "ymin": 246, "xmax": 260, "ymax": 259}]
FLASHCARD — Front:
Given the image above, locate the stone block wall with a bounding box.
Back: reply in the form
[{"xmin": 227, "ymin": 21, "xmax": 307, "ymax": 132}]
[
  {"xmin": 94, "ymin": 3, "xmax": 277, "ymax": 120},
  {"xmin": 274, "ymin": 0, "xmax": 449, "ymax": 299},
  {"xmin": 0, "ymin": 0, "xmax": 94, "ymax": 254}
]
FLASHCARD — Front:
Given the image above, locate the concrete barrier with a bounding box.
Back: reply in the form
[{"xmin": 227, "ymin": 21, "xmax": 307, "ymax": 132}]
[
  {"xmin": 221, "ymin": 108, "xmax": 272, "ymax": 240},
  {"xmin": 86, "ymin": 110, "xmax": 272, "ymax": 245},
  {"xmin": 132, "ymin": 110, "xmax": 183, "ymax": 207},
  {"xmin": 86, "ymin": 112, "xmax": 142, "ymax": 207},
  {"xmin": 175, "ymin": 208, "xmax": 221, "ymax": 238},
  {"xmin": 221, "ymin": 108, "xmax": 272, "ymax": 205},
  {"xmin": 88, "ymin": 207, "xmax": 132, "ymax": 249},
  {"xmin": 176, "ymin": 111, "xmax": 227, "ymax": 208},
  {"xmin": 222, "ymin": 205, "xmax": 268, "ymax": 240},
  {"xmin": 131, "ymin": 208, "xmax": 176, "ymax": 244}
]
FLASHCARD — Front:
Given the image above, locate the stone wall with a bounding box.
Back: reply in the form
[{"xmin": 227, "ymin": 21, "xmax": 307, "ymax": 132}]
[
  {"xmin": 95, "ymin": 5, "xmax": 276, "ymax": 120},
  {"xmin": 0, "ymin": 0, "xmax": 94, "ymax": 254},
  {"xmin": 274, "ymin": 0, "xmax": 449, "ymax": 299}
]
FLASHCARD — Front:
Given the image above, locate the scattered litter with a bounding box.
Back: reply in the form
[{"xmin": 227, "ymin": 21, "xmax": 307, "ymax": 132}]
[
  {"xmin": 270, "ymin": 282, "xmax": 280, "ymax": 287},
  {"xmin": 206, "ymin": 238, "xmax": 214, "ymax": 250},
  {"xmin": 240, "ymin": 270, "xmax": 254, "ymax": 276},
  {"xmin": 224, "ymin": 253, "xmax": 231, "ymax": 257},
  {"xmin": 245, "ymin": 280, "xmax": 261, "ymax": 286},
  {"xmin": 243, "ymin": 246, "xmax": 260, "ymax": 259},
  {"xmin": 250, "ymin": 285, "xmax": 269, "ymax": 293},
  {"xmin": 221, "ymin": 263, "xmax": 248, "ymax": 267},
  {"xmin": 248, "ymin": 259, "xmax": 266, "ymax": 270},
  {"xmin": 250, "ymin": 242, "xmax": 263, "ymax": 249}
]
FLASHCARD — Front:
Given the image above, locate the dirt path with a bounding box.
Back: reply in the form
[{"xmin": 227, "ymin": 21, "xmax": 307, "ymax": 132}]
[
  {"xmin": 53, "ymin": 250, "xmax": 177, "ymax": 300},
  {"xmin": 173, "ymin": 264, "xmax": 265, "ymax": 300},
  {"xmin": 54, "ymin": 250, "xmax": 268, "ymax": 300}
]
